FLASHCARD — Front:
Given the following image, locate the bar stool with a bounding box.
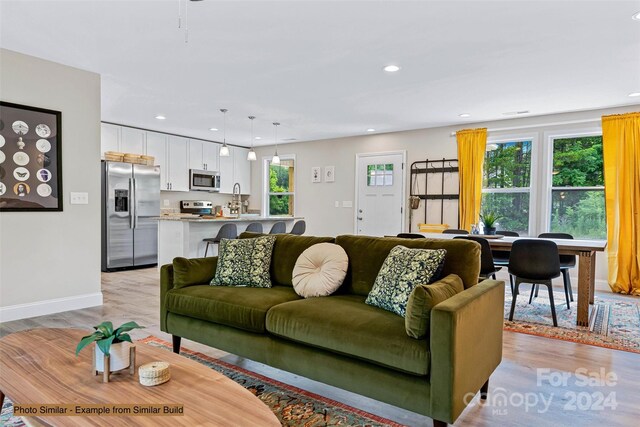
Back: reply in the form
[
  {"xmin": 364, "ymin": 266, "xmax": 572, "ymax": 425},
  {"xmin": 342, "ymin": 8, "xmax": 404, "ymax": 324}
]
[
  {"xmin": 508, "ymin": 239, "xmax": 561, "ymax": 327},
  {"xmin": 203, "ymin": 223, "xmax": 237, "ymax": 257},
  {"xmin": 269, "ymin": 221, "xmax": 286, "ymax": 234},
  {"xmin": 454, "ymin": 236, "xmax": 501, "ymax": 281},
  {"xmin": 289, "ymin": 220, "xmax": 306, "ymax": 235},
  {"xmin": 245, "ymin": 222, "xmax": 263, "ymax": 233},
  {"xmin": 396, "ymin": 233, "xmax": 426, "ymax": 239},
  {"xmin": 538, "ymin": 232, "xmax": 575, "ymax": 307},
  {"xmin": 443, "ymin": 229, "xmax": 468, "ymax": 235}
]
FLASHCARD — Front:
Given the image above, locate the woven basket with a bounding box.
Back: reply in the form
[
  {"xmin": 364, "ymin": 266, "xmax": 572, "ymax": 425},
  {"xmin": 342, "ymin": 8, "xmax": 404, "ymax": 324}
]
[
  {"xmin": 138, "ymin": 361, "xmax": 170, "ymax": 386},
  {"xmin": 123, "ymin": 154, "xmax": 145, "ymax": 164},
  {"xmin": 140, "ymin": 155, "xmax": 155, "ymax": 166},
  {"xmin": 104, "ymin": 151, "xmax": 124, "ymax": 162}
]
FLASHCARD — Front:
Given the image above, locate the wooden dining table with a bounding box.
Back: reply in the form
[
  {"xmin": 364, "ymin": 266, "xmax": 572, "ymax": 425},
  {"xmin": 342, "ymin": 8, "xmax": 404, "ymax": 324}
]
[{"xmin": 419, "ymin": 233, "xmax": 607, "ymax": 327}]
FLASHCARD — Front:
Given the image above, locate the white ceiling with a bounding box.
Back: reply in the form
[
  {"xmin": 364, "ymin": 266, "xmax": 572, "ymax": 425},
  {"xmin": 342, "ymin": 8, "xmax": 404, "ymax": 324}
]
[{"xmin": 1, "ymin": 0, "xmax": 639, "ymax": 147}]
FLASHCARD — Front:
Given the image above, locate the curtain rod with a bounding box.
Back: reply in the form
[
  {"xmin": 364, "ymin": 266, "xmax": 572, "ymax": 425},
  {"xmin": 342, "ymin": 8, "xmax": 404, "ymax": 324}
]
[{"xmin": 449, "ymin": 117, "xmax": 601, "ymax": 137}]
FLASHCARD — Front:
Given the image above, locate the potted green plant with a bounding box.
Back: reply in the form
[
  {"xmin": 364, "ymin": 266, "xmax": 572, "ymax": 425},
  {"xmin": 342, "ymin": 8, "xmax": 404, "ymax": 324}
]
[
  {"xmin": 76, "ymin": 321, "xmax": 144, "ymax": 372},
  {"xmin": 479, "ymin": 211, "xmax": 502, "ymax": 235}
]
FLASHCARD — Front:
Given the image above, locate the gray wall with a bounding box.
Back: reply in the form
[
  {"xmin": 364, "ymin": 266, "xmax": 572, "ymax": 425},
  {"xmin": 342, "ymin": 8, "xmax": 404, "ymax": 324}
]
[
  {"xmin": 0, "ymin": 49, "xmax": 102, "ymax": 321},
  {"xmin": 249, "ymin": 104, "xmax": 639, "ymax": 288}
]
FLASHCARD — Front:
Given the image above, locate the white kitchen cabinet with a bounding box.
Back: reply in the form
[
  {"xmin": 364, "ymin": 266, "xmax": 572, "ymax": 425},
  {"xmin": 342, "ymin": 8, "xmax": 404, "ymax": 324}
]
[
  {"xmin": 233, "ymin": 147, "xmax": 251, "ymax": 195},
  {"xmin": 188, "ymin": 140, "xmax": 219, "ymax": 171},
  {"xmin": 145, "ymin": 131, "xmax": 169, "ymax": 190},
  {"xmin": 219, "ymin": 146, "xmax": 251, "ymax": 195},
  {"xmin": 167, "ymin": 136, "xmax": 190, "ymax": 192},
  {"xmin": 202, "ymin": 141, "xmax": 219, "ymax": 172},
  {"xmin": 120, "ymin": 127, "xmax": 146, "ymax": 154},
  {"xmin": 219, "ymin": 146, "xmax": 235, "ymax": 194},
  {"xmin": 101, "ymin": 123, "xmax": 120, "ymax": 157}
]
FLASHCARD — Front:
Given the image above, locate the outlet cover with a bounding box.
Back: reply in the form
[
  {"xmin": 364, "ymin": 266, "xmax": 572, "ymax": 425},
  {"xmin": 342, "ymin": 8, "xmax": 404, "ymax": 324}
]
[
  {"xmin": 70, "ymin": 192, "xmax": 89, "ymax": 205},
  {"xmin": 342, "ymin": 201, "xmax": 353, "ymax": 208},
  {"xmin": 334, "ymin": 201, "xmax": 340, "ymax": 208},
  {"xmin": 163, "ymin": 199, "xmax": 170, "ymax": 207}
]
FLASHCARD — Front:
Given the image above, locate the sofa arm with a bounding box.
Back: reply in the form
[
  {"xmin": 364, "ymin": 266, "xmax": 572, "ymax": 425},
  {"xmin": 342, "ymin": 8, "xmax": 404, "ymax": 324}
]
[
  {"xmin": 429, "ymin": 279, "xmax": 505, "ymax": 424},
  {"xmin": 160, "ymin": 263, "xmax": 175, "ymax": 332}
]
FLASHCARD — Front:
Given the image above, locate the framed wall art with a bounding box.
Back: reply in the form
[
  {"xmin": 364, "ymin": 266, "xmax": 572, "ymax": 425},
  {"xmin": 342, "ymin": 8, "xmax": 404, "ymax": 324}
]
[{"xmin": 0, "ymin": 101, "xmax": 63, "ymax": 211}]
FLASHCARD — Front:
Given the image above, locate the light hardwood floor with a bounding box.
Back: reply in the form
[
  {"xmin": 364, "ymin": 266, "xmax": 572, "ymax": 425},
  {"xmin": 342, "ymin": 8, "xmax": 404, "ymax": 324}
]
[{"xmin": 1, "ymin": 268, "xmax": 639, "ymax": 426}]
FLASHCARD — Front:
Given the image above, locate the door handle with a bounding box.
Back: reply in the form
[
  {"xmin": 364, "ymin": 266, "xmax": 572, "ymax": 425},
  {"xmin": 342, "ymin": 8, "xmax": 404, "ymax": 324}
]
[
  {"xmin": 357, "ymin": 217, "xmax": 363, "ymax": 220},
  {"xmin": 129, "ymin": 178, "xmax": 135, "ymax": 229},
  {"xmin": 133, "ymin": 178, "xmax": 138, "ymax": 229}
]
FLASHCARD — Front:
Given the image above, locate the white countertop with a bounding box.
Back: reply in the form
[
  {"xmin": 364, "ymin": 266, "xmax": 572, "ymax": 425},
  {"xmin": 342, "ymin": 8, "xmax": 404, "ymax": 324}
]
[{"xmin": 155, "ymin": 216, "xmax": 303, "ymax": 223}]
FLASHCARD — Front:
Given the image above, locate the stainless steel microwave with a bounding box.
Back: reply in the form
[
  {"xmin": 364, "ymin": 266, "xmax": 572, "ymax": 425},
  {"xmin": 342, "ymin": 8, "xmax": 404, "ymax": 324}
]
[{"xmin": 189, "ymin": 169, "xmax": 221, "ymax": 192}]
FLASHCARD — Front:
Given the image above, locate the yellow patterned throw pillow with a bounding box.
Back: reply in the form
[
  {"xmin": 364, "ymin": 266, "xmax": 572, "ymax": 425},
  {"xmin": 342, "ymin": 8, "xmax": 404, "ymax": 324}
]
[
  {"xmin": 365, "ymin": 245, "xmax": 447, "ymax": 317},
  {"xmin": 211, "ymin": 235, "xmax": 276, "ymax": 288}
]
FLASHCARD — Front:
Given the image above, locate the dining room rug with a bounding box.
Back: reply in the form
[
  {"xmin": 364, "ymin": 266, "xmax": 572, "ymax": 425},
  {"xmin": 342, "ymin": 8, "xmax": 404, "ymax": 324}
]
[
  {"xmin": 1, "ymin": 336, "xmax": 406, "ymax": 427},
  {"xmin": 503, "ymin": 287, "xmax": 640, "ymax": 354}
]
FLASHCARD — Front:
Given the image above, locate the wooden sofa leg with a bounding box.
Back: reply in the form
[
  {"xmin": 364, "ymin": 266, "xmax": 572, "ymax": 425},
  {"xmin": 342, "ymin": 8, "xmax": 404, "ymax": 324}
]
[
  {"xmin": 433, "ymin": 420, "xmax": 448, "ymax": 427},
  {"xmin": 172, "ymin": 335, "xmax": 182, "ymax": 354},
  {"xmin": 480, "ymin": 378, "xmax": 489, "ymax": 400}
]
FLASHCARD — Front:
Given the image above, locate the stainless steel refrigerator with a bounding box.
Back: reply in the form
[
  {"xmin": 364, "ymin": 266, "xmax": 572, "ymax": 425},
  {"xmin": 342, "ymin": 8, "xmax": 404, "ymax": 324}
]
[{"xmin": 101, "ymin": 161, "xmax": 160, "ymax": 271}]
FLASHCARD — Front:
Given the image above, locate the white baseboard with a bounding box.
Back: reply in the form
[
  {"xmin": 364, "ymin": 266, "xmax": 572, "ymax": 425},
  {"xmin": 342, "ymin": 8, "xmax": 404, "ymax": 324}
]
[{"xmin": 0, "ymin": 292, "xmax": 103, "ymax": 323}]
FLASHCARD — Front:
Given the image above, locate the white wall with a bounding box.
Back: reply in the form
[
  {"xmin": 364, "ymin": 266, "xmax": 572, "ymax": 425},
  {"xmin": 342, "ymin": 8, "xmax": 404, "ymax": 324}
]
[
  {"xmin": 0, "ymin": 49, "xmax": 102, "ymax": 321},
  {"xmin": 249, "ymin": 104, "xmax": 639, "ymax": 289}
]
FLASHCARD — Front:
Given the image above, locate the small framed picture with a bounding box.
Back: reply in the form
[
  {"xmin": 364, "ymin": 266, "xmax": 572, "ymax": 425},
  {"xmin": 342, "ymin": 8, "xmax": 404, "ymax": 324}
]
[
  {"xmin": 324, "ymin": 166, "xmax": 335, "ymax": 182},
  {"xmin": 311, "ymin": 166, "xmax": 322, "ymax": 183}
]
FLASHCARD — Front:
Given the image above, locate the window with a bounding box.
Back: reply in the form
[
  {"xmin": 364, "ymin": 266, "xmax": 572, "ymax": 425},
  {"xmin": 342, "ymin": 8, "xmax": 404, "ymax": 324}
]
[
  {"xmin": 481, "ymin": 139, "xmax": 532, "ymax": 235},
  {"xmin": 367, "ymin": 163, "xmax": 394, "ymax": 186},
  {"xmin": 550, "ymin": 135, "xmax": 605, "ymax": 239},
  {"xmin": 265, "ymin": 157, "xmax": 295, "ymax": 216}
]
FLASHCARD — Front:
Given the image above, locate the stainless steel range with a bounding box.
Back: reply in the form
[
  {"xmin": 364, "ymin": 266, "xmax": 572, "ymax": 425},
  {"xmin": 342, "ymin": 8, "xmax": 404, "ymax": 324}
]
[{"xmin": 180, "ymin": 200, "xmax": 213, "ymax": 215}]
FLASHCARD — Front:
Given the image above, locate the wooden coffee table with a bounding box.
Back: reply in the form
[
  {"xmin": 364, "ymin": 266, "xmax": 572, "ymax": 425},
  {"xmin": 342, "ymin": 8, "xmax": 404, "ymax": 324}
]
[{"xmin": 0, "ymin": 328, "xmax": 280, "ymax": 426}]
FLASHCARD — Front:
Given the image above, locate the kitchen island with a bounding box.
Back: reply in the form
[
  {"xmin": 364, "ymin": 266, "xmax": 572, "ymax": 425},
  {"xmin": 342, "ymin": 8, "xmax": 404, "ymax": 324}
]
[{"xmin": 156, "ymin": 216, "xmax": 303, "ymax": 266}]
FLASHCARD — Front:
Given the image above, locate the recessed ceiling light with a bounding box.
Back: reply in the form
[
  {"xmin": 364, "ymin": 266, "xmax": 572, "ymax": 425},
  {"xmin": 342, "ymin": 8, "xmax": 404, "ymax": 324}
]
[
  {"xmin": 367, "ymin": 128, "xmax": 376, "ymax": 132},
  {"xmin": 459, "ymin": 113, "xmax": 471, "ymax": 118},
  {"xmin": 255, "ymin": 136, "xmax": 262, "ymax": 140},
  {"xmin": 383, "ymin": 65, "xmax": 400, "ymax": 72},
  {"xmin": 155, "ymin": 115, "xmax": 166, "ymax": 120},
  {"xmin": 628, "ymin": 92, "xmax": 640, "ymax": 97},
  {"xmin": 632, "ymin": 11, "xmax": 640, "ymax": 20},
  {"xmin": 209, "ymin": 127, "xmax": 218, "ymax": 131}
]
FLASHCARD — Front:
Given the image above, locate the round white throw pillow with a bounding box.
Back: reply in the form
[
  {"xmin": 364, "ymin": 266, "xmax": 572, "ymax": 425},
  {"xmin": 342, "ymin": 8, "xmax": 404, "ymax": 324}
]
[{"xmin": 292, "ymin": 243, "xmax": 349, "ymax": 298}]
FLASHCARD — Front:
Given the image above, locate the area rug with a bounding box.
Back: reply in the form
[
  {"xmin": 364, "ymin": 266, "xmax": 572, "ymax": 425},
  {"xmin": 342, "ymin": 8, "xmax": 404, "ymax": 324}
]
[
  {"xmin": 1, "ymin": 336, "xmax": 405, "ymax": 427},
  {"xmin": 503, "ymin": 287, "xmax": 640, "ymax": 354}
]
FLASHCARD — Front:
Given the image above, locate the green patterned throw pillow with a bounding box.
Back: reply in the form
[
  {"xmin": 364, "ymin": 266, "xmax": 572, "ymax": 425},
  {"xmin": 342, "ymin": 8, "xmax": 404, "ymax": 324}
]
[
  {"xmin": 211, "ymin": 235, "xmax": 276, "ymax": 288},
  {"xmin": 365, "ymin": 245, "xmax": 447, "ymax": 317}
]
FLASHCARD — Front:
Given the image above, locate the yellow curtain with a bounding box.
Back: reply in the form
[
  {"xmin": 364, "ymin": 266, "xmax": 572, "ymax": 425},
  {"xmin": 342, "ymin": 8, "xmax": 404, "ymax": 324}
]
[
  {"xmin": 456, "ymin": 128, "xmax": 487, "ymax": 231},
  {"xmin": 602, "ymin": 112, "xmax": 640, "ymax": 295}
]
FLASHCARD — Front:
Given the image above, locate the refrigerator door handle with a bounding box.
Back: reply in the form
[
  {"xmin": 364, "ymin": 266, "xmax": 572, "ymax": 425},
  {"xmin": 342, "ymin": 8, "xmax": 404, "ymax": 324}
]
[
  {"xmin": 133, "ymin": 177, "xmax": 139, "ymax": 229},
  {"xmin": 129, "ymin": 177, "xmax": 135, "ymax": 229}
]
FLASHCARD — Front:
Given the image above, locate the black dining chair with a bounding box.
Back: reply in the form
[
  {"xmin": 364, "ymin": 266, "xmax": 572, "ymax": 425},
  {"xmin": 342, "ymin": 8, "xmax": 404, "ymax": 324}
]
[
  {"xmin": 245, "ymin": 222, "xmax": 263, "ymax": 233},
  {"xmin": 269, "ymin": 221, "xmax": 287, "ymax": 234},
  {"xmin": 492, "ymin": 231, "xmax": 519, "ymax": 293},
  {"xmin": 397, "ymin": 233, "xmax": 426, "ymax": 239},
  {"xmin": 443, "ymin": 229, "xmax": 468, "ymax": 235},
  {"xmin": 538, "ymin": 232, "xmax": 575, "ymax": 306},
  {"xmin": 289, "ymin": 220, "xmax": 306, "ymax": 235},
  {"xmin": 203, "ymin": 223, "xmax": 238, "ymax": 257},
  {"xmin": 454, "ymin": 235, "xmax": 501, "ymax": 281},
  {"xmin": 508, "ymin": 239, "xmax": 561, "ymax": 327}
]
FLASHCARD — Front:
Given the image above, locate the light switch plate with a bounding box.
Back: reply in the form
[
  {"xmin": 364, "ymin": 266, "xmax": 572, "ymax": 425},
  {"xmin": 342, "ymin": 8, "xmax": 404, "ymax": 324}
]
[
  {"xmin": 163, "ymin": 199, "xmax": 170, "ymax": 207},
  {"xmin": 342, "ymin": 201, "xmax": 353, "ymax": 208},
  {"xmin": 70, "ymin": 192, "xmax": 89, "ymax": 205},
  {"xmin": 334, "ymin": 201, "xmax": 340, "ymax": 208}
]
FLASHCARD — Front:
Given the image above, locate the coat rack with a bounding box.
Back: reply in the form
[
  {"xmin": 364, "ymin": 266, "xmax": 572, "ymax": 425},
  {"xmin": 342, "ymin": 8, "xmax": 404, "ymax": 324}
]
[{"xmin": 409, "ymin": 158, "xmax": 459, "ymax": 231}]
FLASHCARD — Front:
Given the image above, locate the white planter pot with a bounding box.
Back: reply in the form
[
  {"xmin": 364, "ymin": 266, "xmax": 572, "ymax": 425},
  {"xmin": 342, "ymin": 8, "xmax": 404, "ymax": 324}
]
[{"xmin": 95, "ymin": 342, "xmax": 131, "ymax": 372}]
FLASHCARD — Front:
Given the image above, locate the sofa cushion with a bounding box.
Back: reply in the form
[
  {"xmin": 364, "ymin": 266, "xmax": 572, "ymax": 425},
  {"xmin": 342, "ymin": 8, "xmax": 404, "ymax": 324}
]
[
  {"xmin": 165, "ymin": 285, "xmax": 300, "ymax": 333},
  {"xmin": 240, "ymin": 232, "xmax": 335, "ymax": 287},
  {"xmin": 336, "ymin": 235, "xmax": 481, "ymax": 295},
  {"xmin": 212, "ymin": 235, "xmax": 276, "ymax": 288},
  {"xmin": 365, "ymin": 246, "xmax": 447, "ymax": 316},
  {"xmin": 172, "ymin": 256, "xmax": 217, "ymax": 289},
  {"xmin": 292, "ymin": 243, "xmax": 349, "ymax": 298},
  {"xmin": 266, "ymin": 294, "xmax": 430, "ymax": 375},
  {"xmin": 405, "ymin": 274, "xmax": 464, "ymax": 339}
]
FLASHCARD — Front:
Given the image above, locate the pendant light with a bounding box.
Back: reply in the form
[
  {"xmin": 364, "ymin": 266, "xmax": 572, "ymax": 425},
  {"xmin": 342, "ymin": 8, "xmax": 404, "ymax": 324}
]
[
  {"xmin": 219, "ymin": 109, "xmax": 230, "ymax": 157},
  {"xmin": 247, "ymin": 116, "xmax": 257, "ymax": 161},
  {"xmin": 271, "ymin": 122, "xmax": 281, "ymax": 165}
]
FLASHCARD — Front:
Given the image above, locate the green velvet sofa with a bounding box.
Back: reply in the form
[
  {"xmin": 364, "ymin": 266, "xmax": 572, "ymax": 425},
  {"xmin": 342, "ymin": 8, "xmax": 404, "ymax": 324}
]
[{"xmin": 160, "ymin": 233, "xmax": 505, "ymax": 426}]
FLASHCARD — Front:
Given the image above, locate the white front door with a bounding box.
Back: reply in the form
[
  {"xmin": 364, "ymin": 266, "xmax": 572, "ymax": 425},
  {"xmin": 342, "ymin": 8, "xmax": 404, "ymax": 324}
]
[{"xmin": 356, "ymin": 152, "xmax": 405, "ymax": 236}]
